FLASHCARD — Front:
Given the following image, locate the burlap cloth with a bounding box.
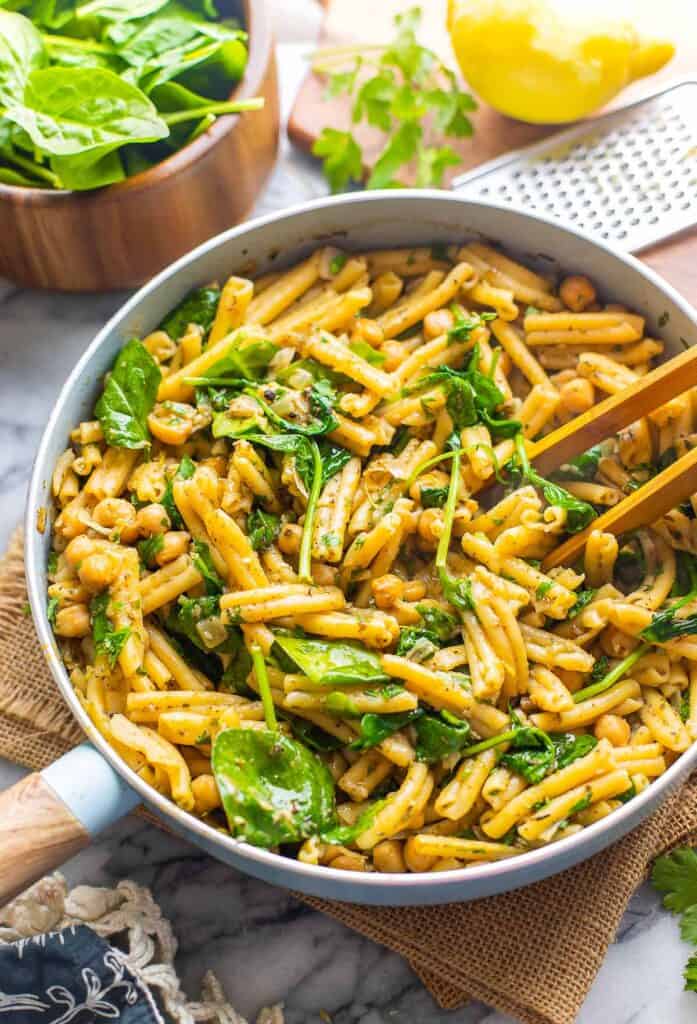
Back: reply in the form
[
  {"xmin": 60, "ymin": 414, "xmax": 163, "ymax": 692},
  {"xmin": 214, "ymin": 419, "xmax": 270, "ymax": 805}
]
[{"xmin": 2, "ymin": 527, "xmax": 696, "ymax": 1024}]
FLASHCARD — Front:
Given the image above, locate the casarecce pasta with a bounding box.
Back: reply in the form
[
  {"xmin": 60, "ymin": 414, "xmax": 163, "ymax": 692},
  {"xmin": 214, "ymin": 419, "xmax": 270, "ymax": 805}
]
[{"xmin": 47, "ymin": 243, "xmax": 697, "ymax": 873}]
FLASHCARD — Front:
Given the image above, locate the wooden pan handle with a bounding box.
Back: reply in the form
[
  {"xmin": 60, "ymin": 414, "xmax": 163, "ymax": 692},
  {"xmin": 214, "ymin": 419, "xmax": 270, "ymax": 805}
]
[
  {"xmin": 0, "ymin": 744, "xmax": 140, "ymax": 908},
  {"xmin": 0, "ymin": 772, "xmax": 90, "ymax": 907}
]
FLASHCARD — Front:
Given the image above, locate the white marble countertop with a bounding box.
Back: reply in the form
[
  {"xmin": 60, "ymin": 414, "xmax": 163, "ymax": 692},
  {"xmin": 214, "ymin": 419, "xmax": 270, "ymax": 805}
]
[{"xmin": 0, "ymin": 4, "xmax": 695, "ymax": 1021}]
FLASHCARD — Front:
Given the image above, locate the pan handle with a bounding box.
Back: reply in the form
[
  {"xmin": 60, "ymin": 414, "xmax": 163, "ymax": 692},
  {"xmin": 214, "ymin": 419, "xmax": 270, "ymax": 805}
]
[{"xmin": 0, "ymin": 744, "xmax": 140, "ymax": 907}]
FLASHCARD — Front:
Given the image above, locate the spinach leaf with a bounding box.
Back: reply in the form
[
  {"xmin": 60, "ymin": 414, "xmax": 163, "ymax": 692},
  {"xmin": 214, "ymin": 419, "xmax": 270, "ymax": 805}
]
[
  {"xmin": 89, "ymin": 591, "xmax": 130, "ymax": 667},
  {"xmin": 196, "ymin": 329, "xmax": 277, "ymax": 381},
  {"xmin": 248, "ymin": 379, "xmax": 338, "ymax": 437},
  {"xmin": 47, "ymin": 595, "xmax": 59, "ymax": 625},
  {"xmin": 0, "ymin": 10, "xmax": 45, "ymax": 106},
  {"xmin": 394, "ymin": 626, "xmax": 439, "ymax": 659},
  {"xmin": 316, "ymin": 441, "xmax": 351, "ymax": 485},
  {"xmin": 160, "ymin": 455, "xmax": 194, "ymax": 529},
  {"xmin": 420, "ymin": 485, "xmax": 448, "ymax": 508},
  {"xmin": 348, "ymin": 708, "xmax": 422, "ymax": 751},
  {"xmin": 551, "ymin": 732, "xmax": 598, "ymax": 770},
  {"xmin": 568, "ymin": 588, "xmax": 596, "ymax": 618},
  {"xmin": 414, "ymin": 603, "xmax": 459, "ymax": 641},
  {"xmin": 213, "ymin": 647, "xmax": 336, "ymax": 846},
  {"xmin": 247, "ymin": 508, "xmax": 280, "ymax": 551},
  {"xmin": 275, "ymin": 357, "xmax": 348, "ymax": 391},
  {"xmin": 160, "ymin": 284, "xmax": 220, "ymax": 340},
  {"xmin": 288, "ymin": 716, "xmax": 344, "ymax": 753},
  {"xmin": 211, "ymin": 412, "xmax": 262, "ymax": 439},
  {"xmin": 272, "ymin": 634, "xmax": 389, "ymax": 688},
  {"xmin": 6, "ymin": 67, "xmax": 169, "ymax": 171},
  {"xmin": 219, "ymin": 638, "xmax": 253, "ymax": 694},
  {"xmin": 320, "ymin": 800, "xmax": 385, "ymax": 845},
  {"xmin": 447, "ymin": 307, "xmax": 496, "ymax": 342},
  {"xmin": 640, "ymin": 554, "xmax": 697, "ymax": 643},
  {"xmin": 76, "ymin": 0, "xmax": 169, "ymax": 22},
  {"xmin": 191, "ymin": 538, "xmax": 223, "ymax": 595},
  {"xmin": 555, "ymin": 444, "xmax": 603, "ymax": 482},
  {"xmin": 499, "ymin": 724, "xmax": 556, "ymax": 784},
  {"xmin": 137, "ymin": 531, "xmax": 163, "ymax": 566},
  {"xmin": 414, "ymin": 710, "xmax": 470, "ymax": 763},
  {"xmin": 166, "ymin": 594, "xmax": 239, "ymax": 657},
  {"xmin": 95, "ymin": 337, "xmax": 161, "ymax": 449}
]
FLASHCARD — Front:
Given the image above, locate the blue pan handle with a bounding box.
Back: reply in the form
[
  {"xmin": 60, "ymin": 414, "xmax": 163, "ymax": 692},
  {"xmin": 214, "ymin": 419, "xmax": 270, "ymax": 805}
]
[{"xmin": 0, "ymin": 744, "xmax": 139, "ymax": 907}]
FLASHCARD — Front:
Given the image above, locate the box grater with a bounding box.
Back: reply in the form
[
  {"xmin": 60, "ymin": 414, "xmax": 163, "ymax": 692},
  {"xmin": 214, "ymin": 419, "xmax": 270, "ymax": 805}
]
[{"xmin": 452, "ymin": 78, "xmax": 697, "ymax": 254}]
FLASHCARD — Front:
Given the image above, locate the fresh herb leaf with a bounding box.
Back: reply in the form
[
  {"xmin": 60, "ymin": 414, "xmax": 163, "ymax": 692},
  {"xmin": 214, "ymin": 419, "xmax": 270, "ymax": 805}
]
[
  {"xmin": 568, "ymin": 791, "xmax": 593, "ymax": 816},
  {"xmin": 247, "ymin": 508, "xmax": 280, "ymax": 551},
  {"xmin": 447, "ymin": 307, "xmax": 496, "ymax": 342},
  {"xmin": 160, "ymin": 456, "xmax": 193, "ymax": 529},
  {"xmin": 349, "ymin": 338, "xmax": 386, "ymax": 366},
  {"xmin": 652, "ymin": 848, "xmax": 697, "ymax": 914},
  {"xmin": 95, "ymin": 338, "xmax": 161, "ymax": 449},
  {"xmin": 89, "ymin": 590, "xmax": 130, "ymax": 667},
  {"xmin": 395, "ymin": 626, "xmax": 439, "ymax": 659},
  {"xmin": 272, "ymin": 634, "xmax": 388, "ymax": 688},
  {"xmin": 47, "ymin": 595, "xmax": 59, "ymax": 625},
  {"xmin": 137, "ymin": 531, "xmax": 164, "ymax": 566},
  {"xmin": 311, "ymin": 7, "xmax": 474, "ymax": 192},
  {"xmin": 414, "ymin": 710, "xmax": 470, "ymax": 763},
  {"xmin": 348, "ymin": 708, "xmax": 422, "ymax": 751},
  {"xmin": 414, "ymin": 603, "xmax": 459, "ymax": 641},
  {"xmin": 568, "ymin": 588, "xmax": 596, "ymax": 618},
  {"xmin": 160, "ymin": 285, "xmax": 220, "ymax": 340},
  {"xmin": 329, "ymin": 252, "xmax": 347, "ymax": 275},
  {"xmin": 420, "ymin": 485, "xmax": 448, "ymax": 508},
  {"xmin": 191, "ymin": 539, "xmax": 224, "ymax": 595}
]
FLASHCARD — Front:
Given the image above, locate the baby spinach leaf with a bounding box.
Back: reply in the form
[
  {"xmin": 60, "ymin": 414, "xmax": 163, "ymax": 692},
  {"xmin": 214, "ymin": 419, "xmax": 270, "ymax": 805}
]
[
  {"xmin": 349, "ymin": 338, "xmax": 386, "ymax": 366},
  {"xmin": 219, "ymin": 636, "xmax": 252, "ymax": 694},
  {"xmin": 447, "ymin": 308, "xmax": 496, "ymax": 342},
  {"xmin": 47, "ymin": 595, "xmax": 59, "ymax": 625},
  {"xmin": 0, "ymin": 10, "xmax": 46, "ymax": 105},
  {"xmin": 211, "ymin": 413, "xmax": 262, "ymax": 439},
  {"xmin": 200, "ymin": 329, "xmax": 277, "ymax": 382},
  {"xmin": 316, "ymin": 441, "xmax": 351, "ymax": 485},
  {"xmin": 159, "ymin": 456, "xmax": 194, "ymax": 529},
  {"xmin": 95, "ymin": 337, "xmax": 161, "ymax": 449},
  {"xmin": 555, "ymin": 444, "xmax": 603, "ymax": 483},
  {"xmin": 288, "ymin": 716, "xmax": 344, "ymax": 753},
  {"xmin": 394, "ymin": 626, "xmax": 439, "ymax": 659},
  {"xmin": 499, "ymin": 724, "xmax": 556, "ymax": 784},
  {"xmin": 247, "ymin": 508, "xmax": 280, "ymax": 551},
  {"xmin": 272, "ymin": 635, "xmax": 389, "ymax": 688},
  {"xmin": 248, "ymin": 380, "xmax": 338, "ymax": 437},
  {"xmin": 160, "ymin": 284, "xmax": 220, "ymax": 340},
  {"xmin": 414, "ymin": 603, "xmax": 459, "ymax": 642},
  {"xmin": 568, "ymin": 588, "xmax": 596, "ymax": 618},
  {"xmin": 640, "ymin": 555, "xmax": 697, "ymax": 643},
  {"xmin": 348, "ymin": 708, "xmax": 422, "ymax": 751},
  {"xmin": 191, "ymin": 538, "xmax": 224, "ymax": 595},
  {"xmin": 51, "ymin": 146, "xmax": 125, "ymax": 189},
  {"xmin": 551, "ymin": 732, "xmax": 597, "ymax": 771},
  {"xmin": 137, "ymin": 531, "xmax": 164, "ymax": 567},
  {"xmin": 89, "ymin": 591, "xmax": 130, "ymax": 667},
  {"xmin": 320, "ymin": 800, "xmax": 385, "ymax": 845},
  {"xmin": 420, "ymin": 485, "xmax": 448, "ymax": 508},
  {"xmin": 6, "ymin": 67, "xmax": 169, "ymax": 163},
  {"xmin": 166, "ymin": 594, "xmax": 240, "ymax": 659},
  {"xmin": 213, "ymin": 648, "xmax": 336, "ymax": 846},
  {"xmin": 77, "ymin": 0, "xmax": 169, "ymax": 23},
  {"xmin": 414, "ymin": 710, "xmax": 470, "ymax": 763}
]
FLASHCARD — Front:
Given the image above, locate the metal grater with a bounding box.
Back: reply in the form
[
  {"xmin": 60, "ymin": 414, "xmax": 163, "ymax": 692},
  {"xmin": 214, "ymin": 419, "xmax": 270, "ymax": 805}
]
[{"xmin": 452, "ymin": 78, "xmax": 697, "ymax": 253}]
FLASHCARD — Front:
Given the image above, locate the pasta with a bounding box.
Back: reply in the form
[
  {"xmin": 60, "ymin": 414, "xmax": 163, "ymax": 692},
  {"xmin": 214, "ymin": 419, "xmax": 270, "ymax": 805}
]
[{"xmin": 47, "ymin": 243, "xmax": 697, "ymax": 874}]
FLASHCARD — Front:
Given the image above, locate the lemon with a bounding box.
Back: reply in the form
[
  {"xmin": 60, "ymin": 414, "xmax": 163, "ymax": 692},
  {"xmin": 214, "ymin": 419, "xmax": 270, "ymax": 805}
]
[{"xmin": 447, "ymin": 0, "xmax": 675, "ymax": 123}]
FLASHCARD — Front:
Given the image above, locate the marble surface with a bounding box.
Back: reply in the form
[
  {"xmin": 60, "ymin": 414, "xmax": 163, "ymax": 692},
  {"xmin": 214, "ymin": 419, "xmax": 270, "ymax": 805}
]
[{"xmin": 0, "ymin": 5, "xmax": 695, "ymax": 1021}]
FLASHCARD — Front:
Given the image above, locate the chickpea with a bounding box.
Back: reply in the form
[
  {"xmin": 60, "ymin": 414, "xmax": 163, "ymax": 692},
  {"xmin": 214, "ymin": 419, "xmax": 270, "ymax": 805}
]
[
  {"xmin": 54, "ymin": 604, "xmax": 91, "ymax": 638},
  {"xmin": 404, "ymin": 836, "xmax": 437, "ymax": 873},
  {"xmin": 423, "ymin": 308, "xmax": 454, "ymax": 340},
  {"xmin": 155, "ymin": 531, "xmax": 190, "ymax": 566},
  {"xmin": 330, "ymin": 853, "xmax": 369, "ymax": 872},
  {"xmin": 147, "ymin": 401, "xmax": 196, "ymax": 445},
  {"xmin": 65, "ymin": 534, "xmax": 102, "ymax": 566},
  {"xmin": 594, "ymin": 714, "xmax": 631, "ymax": 747},
  {"xmin": 93, "ymin": 498, "xmax": 138, "ymax": 542},
  {"xmin": 278, "ymin": 522, "xmax": 302, "ymax": 555},
  {"xmin": 402, "ymin": 579, "xmax": 427, "ymax": 602},
  {"xmin": 78, "ymin": 551, "xmax": 121, "ymax": 591},
  {"xmin": 371, "ymin": 573, "xmax": 404, "ymax": 609},
  {"xmin": 191, "ymin": 774, "xmax": 222, "ymax": 815},
  {"xmin": 559, "ymin": 378, "xmax": 595, "ymax": 415},
  {"xmin": 559, "ymin": 275, "xmax": 597, "ymax": 312},
  {"xmin": 351, "ymin": 317, "xmax": 384, "ymax": 348},
  {"xmin": 135, "ymin": 502, "xmax": 170, "ymax": 536},
  {"xmin": 373, "ymin": 839, "xmax": 406, "ymax": 873}
]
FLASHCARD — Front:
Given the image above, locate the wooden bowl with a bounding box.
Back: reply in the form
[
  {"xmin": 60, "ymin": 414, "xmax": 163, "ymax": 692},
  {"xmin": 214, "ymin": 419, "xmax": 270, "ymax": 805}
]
[{"xmin": 0, "ymin": 0, "xmax": 279, "ymax": 292}]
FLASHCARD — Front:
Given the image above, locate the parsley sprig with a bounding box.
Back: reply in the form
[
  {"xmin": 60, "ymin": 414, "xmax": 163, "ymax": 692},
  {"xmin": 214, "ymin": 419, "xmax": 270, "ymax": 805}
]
[
  {"xmin": 652, "ymin": 848, "xmax": 697, "ymax": 992},
  {"xmin": 311, "ymin": 7, "xmax": 475, "ymax": 191}
]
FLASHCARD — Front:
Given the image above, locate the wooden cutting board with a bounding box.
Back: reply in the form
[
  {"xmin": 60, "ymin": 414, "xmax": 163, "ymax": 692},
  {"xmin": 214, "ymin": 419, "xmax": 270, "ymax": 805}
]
[{"xmin": 288, "ymin": 0, "xmax": 697, "ymax": 304}]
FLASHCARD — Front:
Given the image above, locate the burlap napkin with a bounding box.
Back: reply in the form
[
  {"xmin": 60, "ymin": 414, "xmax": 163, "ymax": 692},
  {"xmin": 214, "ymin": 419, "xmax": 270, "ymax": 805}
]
[{"xmin": 2, "ymin": 526, "xmax": 696, "ymax": 1024}]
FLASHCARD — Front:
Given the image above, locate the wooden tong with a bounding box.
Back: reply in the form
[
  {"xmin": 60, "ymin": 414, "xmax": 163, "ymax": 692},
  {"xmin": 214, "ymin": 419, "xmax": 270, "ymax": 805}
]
[{"xmin": 510, "ymin": 344, "xmax": 697, "ymax": 569}]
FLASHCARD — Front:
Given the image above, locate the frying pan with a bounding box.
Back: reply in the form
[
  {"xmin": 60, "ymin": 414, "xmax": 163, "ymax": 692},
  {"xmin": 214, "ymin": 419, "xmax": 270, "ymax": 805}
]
[{"xmin": 3, "ymin": 191, "xmax": 697, "ymax": 908}]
